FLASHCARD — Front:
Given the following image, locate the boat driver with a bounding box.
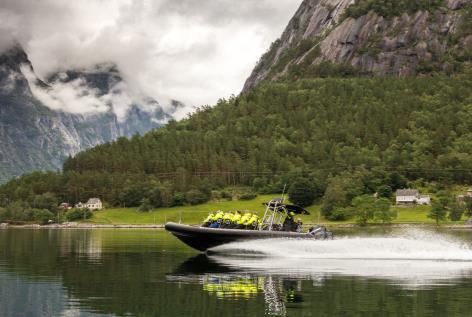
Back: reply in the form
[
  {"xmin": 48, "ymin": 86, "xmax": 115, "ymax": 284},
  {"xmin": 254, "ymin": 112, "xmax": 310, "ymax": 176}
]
[{"xmin": 282, "ymin": 211, "xmax": 298, "ymax": 232}]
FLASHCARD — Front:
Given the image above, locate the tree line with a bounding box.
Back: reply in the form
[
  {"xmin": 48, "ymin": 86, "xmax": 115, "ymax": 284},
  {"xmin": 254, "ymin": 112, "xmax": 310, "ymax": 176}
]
[{"xmin": 0, "ymin": 71, "xmax": 471, "ymax": 222}]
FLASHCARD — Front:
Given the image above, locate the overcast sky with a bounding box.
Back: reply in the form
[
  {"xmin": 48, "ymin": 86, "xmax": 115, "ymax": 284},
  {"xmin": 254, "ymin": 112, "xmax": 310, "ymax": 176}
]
[{"xmin": 0, "ymin": 0, "xmax": 300, "ymax": 117}]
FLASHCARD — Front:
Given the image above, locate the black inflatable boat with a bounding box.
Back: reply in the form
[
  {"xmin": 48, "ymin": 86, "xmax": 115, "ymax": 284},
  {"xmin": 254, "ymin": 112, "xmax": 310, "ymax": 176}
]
[{"xmin": 165, "ymin": 198, "xmax": 332, "ymax": 252}]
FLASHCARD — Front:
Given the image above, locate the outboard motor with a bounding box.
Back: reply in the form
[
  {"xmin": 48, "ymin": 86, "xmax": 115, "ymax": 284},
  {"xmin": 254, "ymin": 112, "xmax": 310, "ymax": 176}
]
[{"xmin": 308, "ymin": 226, "xmax": 333, "ymax": 240}]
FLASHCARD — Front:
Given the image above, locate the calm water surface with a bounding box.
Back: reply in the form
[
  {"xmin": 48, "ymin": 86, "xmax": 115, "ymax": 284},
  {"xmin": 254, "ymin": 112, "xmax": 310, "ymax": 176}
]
[{"xmin": 0, "ymin": 228, "xmax": 472, "ymax": 316}]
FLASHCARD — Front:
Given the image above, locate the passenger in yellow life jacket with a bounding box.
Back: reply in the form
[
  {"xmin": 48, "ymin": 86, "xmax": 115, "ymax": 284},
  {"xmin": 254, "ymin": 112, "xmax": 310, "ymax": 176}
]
[
  {"xmin": 238, "ymin": 213, "xmax": 251, "ymax": 229},
  {"xmin": 210, "ymin": 211, "xmax": 224, "ymax": 228},
  {"xmin": 248, "ymin": 214, "xmax": 259, "ymax": 230},
  {"xmin": 236, "ymin": 213, "xmax": 248, "ymax": 229},
  {"xmin": 202, "ymin": 213, "xmax": 214, "ymax": 227},
  {"xmin": 222, "ymin": 212, "xmax": 233, "ymax": 228},
  {"xmin": 243, "ymin": 214, "xmax": 257, "ymax": 229},
  {"xmin": 231, "ymin": 212, "xmax": 241, "ymax": 228}
]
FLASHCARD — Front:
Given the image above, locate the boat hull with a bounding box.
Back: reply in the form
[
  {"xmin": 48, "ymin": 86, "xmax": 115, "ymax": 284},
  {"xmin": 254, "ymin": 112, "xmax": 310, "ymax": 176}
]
[{"xmin": 165, "ymin": 222, "xmax": 320, "ymax": 252}]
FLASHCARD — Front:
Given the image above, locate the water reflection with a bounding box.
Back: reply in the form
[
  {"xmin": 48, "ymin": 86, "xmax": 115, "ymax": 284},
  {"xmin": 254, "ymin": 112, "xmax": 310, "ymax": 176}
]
[
  {"xmin": 167, "ymin": 247, "xmax": 472, "ymax": 317},
  {"xmin": 165, "ymin": 230, "xmax": 472, "ymax": 316},
  {"xmin": 1, "ymin": 229, "xmax": 472, "ymax": 317},
  {"xmin": 167, "ymin": 255, "xmax": 297, "ymax": 316}
]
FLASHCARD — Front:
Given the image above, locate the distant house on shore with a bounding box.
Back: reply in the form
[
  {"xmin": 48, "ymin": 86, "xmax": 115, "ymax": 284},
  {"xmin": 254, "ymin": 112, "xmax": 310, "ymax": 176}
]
[
  {"xmin": 58, "ymin": 202, "xmax": 71, "ymax": 210},
  {"xmin": 85, "ymin": 198, "xmax": 103, "ymax": 211},
  {"xmin": 396, "ymin": 189, "xmax": 431, "ymax": 205},
  {"xmin": 75, "ymin": 202, "xmax": 85, "ymax": 209},
  {"xmin": 457, "ymin": 188, "xmax": 472, "ymax": 202}
]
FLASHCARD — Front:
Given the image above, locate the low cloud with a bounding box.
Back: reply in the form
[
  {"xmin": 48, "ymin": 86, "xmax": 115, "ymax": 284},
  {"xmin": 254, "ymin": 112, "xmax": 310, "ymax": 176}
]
[
  {"xmin": 21, "ymin": 65, "xmax": 109, "ymax": 114},
  {"xmin": 0, "ymin": 0, "xmax": 300, "ymax": 117},
  {"xmin": 21, "ymin": 64, "xmax": 165, "ymax": 121}
]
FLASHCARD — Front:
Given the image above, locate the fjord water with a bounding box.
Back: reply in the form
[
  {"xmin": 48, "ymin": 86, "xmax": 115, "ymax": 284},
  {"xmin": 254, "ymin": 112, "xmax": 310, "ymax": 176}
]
[{"xmin": 1, "ymin": 229, "xmax": 472, "ymax": 317}]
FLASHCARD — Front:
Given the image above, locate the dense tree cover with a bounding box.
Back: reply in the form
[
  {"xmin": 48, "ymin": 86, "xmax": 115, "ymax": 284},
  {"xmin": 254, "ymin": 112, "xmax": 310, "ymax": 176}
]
[
  {"xmin": 374, "ymin": 197, "xmax": 396, "ymax": 224},
  {"xmin": 448, "ymin": 200, "xmax": 465, "ymax": 221},
  {"xmin": 0, "ymin": 72, "xmax": 471, "ymax": 212},
  {"xmin": 0, "ymin": 202, "xmax": 54, "ymax": 225},
  {"xmin": 288, "ymin": 178, "xmax": 320, "ymax": 207},
  {"xmin": 344, "ymin": 0, "xmax": 445, "ymax": 19},
  {"xmin": 239, "ymin": 192, "xmax": 258, "ymax": 200},
  {"xmin": 65, "ymin": 208, "xmax": 92, "ymax": 221},
  {"xmin": 428, "ymin": 201, "xmax": 448, "ymax": 225},
  {"xmin": 427, "ymin": 191, "xmax": 466, "ymax": 224},
  {"xmin": 138, "ymin": 198, "xmax": 153, "ymax": 212},
  {"xmin": 350, "ymin": 195, "xmax": 396, "ymax": 225},
  {"xmin": 464, "ymin": 196, "xmax": 472, "ymax": 218}
]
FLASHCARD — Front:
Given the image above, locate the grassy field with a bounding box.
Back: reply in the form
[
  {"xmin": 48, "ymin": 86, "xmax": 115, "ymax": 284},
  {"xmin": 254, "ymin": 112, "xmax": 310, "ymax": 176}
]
[
  {"xmin": 83, "ymin": 195, "xmax": 465, "ymax": 226},
  {"xmin": 87, "ymin": 195, "xmax": 277, "ymax": 225}
]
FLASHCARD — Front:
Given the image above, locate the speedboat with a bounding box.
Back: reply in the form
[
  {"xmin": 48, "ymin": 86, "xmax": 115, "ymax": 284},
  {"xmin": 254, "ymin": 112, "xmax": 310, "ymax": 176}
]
[{"xmin": 165, "ymin": 198, "xmax": 332, "ymax": 252}]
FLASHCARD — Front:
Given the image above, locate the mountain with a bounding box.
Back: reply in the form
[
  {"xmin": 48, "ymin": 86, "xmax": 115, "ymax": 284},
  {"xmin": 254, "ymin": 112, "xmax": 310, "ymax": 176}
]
[
  {"xmin": 244, "ymin": 0, "xmax": 471, "ymax": 90},
  {"xmin": 0, "ymin": 0, "xmax": 471, "ymax": 215},
  {"xmin": 0, "ymin": 45, "xmax": 173, "ymax": 183}
]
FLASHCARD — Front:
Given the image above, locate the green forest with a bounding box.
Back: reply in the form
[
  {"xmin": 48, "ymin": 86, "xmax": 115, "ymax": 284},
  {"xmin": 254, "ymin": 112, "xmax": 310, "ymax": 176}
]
[{"xmin": 0, "ymin": 68, "xmax": 471, "ymax": 223}]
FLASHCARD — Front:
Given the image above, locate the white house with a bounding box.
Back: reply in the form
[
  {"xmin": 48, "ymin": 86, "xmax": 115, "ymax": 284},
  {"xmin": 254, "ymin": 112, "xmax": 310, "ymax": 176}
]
[
  {"xmin": 457, "ymin": 188, "xmax": 472, "ymax": 202},
  {"xmin": 75, "ymin": 202, "xmax": 85, "ymax": 209},
  {"xmin": 417, "ymin": 195, "xmax": 431, "ymax": 205},
  {"xmin": 85, "ymin": 198, "xmax": 103, "ymax": 211},
  {"xmin": 396, "ymin": 189, "xmax": 431, "ymax": 205}
]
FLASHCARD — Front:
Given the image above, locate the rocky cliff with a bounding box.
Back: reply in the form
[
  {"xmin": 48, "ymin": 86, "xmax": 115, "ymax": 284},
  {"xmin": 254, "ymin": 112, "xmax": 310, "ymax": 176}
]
[
  {"xmin": 244, "ymin": 0, "xmax": 472, "ymax": 91},
  {"xmin": 0, "ymin": 46, "xmax": 173, "ymax": 183}
]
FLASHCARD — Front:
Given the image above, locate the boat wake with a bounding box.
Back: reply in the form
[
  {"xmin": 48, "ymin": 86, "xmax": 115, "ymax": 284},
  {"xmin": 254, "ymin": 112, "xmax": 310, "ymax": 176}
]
[
  {"xmin": 209, "ymin": 230, "xmax": 472, "ymax": 287},
  {"xmin": 211, "ymin": 229, "xmax": 472, "ymax": 261}
]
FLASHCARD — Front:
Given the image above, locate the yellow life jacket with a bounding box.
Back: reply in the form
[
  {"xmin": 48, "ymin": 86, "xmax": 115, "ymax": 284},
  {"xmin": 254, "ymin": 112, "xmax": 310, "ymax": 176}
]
[
  {"xmin": 232, "ymin": 213, "xmax": 241, "ymax": 223},
  {"xmin": 244, "ymin": 216, "xmax": 255, "ymax": 226},
  {"xmin": 204, "ymin": 214, "xmax": 214, "ymax": 223}
]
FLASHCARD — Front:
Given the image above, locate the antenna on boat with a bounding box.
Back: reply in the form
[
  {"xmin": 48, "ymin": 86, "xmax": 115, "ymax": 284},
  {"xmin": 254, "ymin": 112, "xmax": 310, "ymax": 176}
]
[{"xmin": 281, "ymin": 184, "xmax": 287, "ymax": 203}]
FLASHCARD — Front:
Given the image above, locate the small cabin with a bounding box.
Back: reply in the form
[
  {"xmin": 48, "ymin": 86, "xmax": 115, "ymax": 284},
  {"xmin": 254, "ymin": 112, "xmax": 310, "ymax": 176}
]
[
  {"xmin": 457, "ymin": 188, "xmax": 472, "ymax": 202},
  {"xmin": 396, "ymin": 189, "xmax": 430, "ymax": 205},
  {"xmin": 75, "ymin": 202, "xmax": 85, "ymax": 209}
]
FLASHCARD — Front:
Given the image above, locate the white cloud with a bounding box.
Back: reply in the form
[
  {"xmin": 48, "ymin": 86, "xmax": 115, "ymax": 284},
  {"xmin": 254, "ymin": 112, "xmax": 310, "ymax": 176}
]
[
  {"xmin": 1, "ymin": 0, "xmax": 301, "ymax": 116},
  {"xmin": 20, "ymin": 64, "xmax": 164, "ymax": 121},
  {"xmin": 20, "ymin": 64, "xmax": 109, "ymax": 113}
]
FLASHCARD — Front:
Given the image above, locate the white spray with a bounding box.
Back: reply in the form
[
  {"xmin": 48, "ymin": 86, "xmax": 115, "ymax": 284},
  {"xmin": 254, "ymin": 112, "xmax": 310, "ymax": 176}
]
[{"xmin": 210, "ymin": 229, "xmax": 472, "ymax": 287}]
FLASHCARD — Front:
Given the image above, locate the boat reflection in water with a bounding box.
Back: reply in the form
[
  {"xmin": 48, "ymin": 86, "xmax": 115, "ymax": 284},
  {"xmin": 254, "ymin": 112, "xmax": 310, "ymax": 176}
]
[
  {"xmin": 167, "ymin": 254, "xmax": 303, "ymax": 316},
  {"xmin": 202, "ymin": 275, "xmax": 303, "ymax": 316},
  {"xmin": 167, "ymin": 231, "xmax": 472, "ymax": 316}
]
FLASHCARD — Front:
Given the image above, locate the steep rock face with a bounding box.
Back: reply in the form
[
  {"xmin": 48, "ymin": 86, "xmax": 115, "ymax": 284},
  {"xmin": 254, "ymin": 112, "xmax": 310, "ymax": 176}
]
[
  {"xmin": 0, "ymin": 46, "xmax": 34, "ymax": 95},
  {"xmin": 0, "ymin": 46, "xmax": 173, "ymax": 182},
  {"xmin": 244, "ymin": 0, "xmax": 354, "ymax": 89},
  {"xmin": 244, "ymin": 0, "xmax": 471, "ymax": 91}
]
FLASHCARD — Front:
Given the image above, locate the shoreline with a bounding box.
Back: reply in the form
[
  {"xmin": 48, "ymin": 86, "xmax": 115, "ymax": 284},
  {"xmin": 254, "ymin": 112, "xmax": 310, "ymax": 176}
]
[
  {"xmin": 1, "ymin": 222, "xmax": 472, "ymax": 230},
  {"xmin": 0, "ymin": 223, "xmax": 165, "ymax": 229}
]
